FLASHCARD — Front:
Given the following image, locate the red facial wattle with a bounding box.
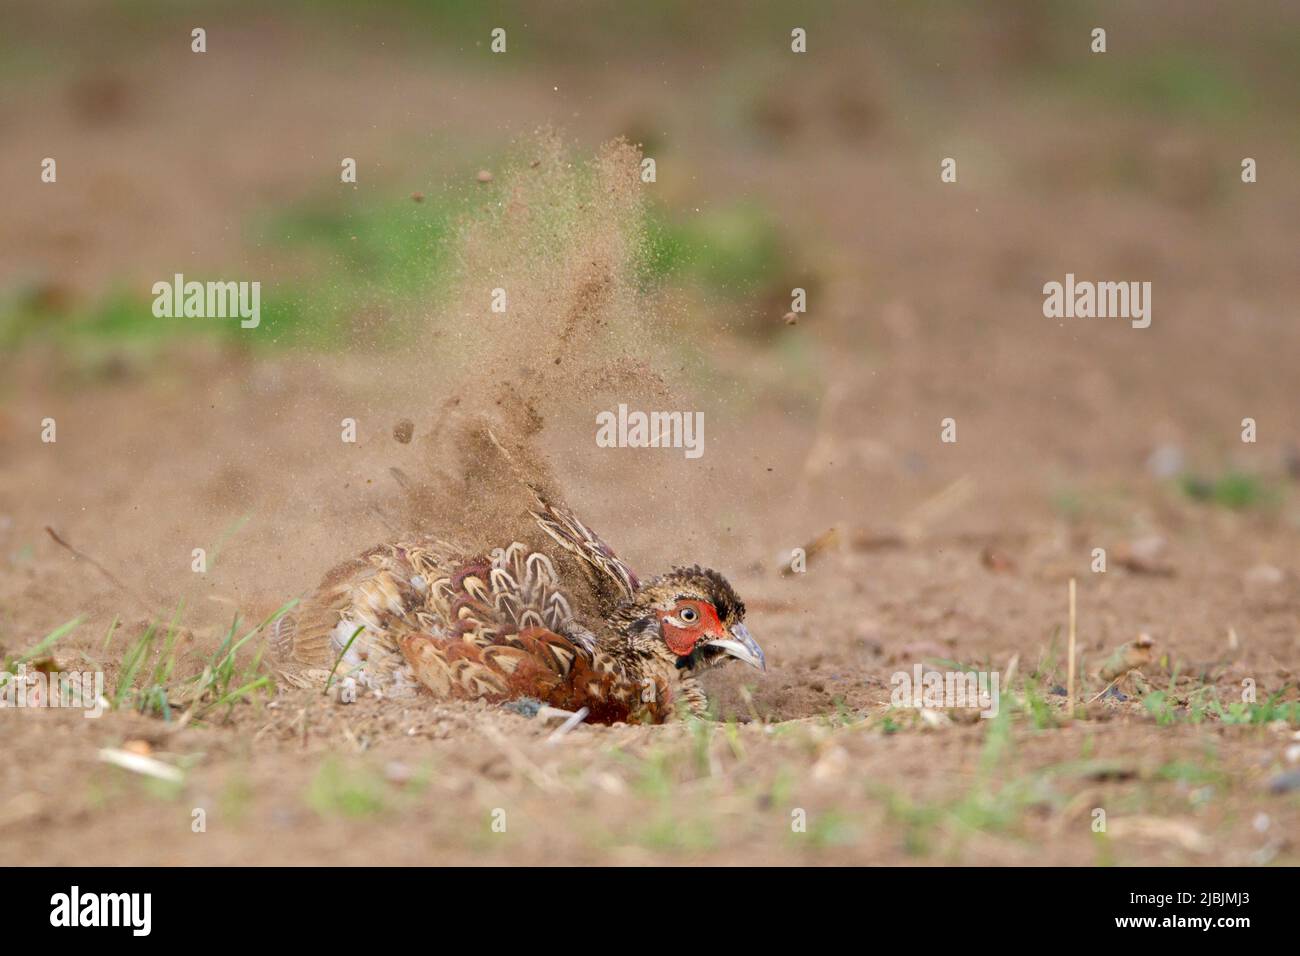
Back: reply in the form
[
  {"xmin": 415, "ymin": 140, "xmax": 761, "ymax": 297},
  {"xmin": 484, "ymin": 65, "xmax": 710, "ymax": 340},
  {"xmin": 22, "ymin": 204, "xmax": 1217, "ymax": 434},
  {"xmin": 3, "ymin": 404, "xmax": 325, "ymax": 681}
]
[{"xmin": 658, "ymin": 601, "xmax": 724, "ymax": 657}]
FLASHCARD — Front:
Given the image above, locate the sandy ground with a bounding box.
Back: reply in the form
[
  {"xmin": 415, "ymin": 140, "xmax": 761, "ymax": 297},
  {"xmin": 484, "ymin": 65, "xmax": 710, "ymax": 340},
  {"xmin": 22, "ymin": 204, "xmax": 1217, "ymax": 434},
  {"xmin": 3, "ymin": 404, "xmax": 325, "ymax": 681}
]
[{"xmin": 2, "ymin": 1, "xmax": 1299, "ymax": 864}]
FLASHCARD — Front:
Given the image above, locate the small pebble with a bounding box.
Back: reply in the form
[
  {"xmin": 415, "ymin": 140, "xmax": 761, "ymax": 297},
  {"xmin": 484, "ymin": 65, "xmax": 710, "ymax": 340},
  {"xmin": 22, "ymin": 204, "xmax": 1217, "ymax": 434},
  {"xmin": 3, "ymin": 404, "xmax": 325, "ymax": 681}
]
[
  {"xmin": 1267, "ymin": 769, "xmax": 1300, "ymax": 794},
  {"xmin": 385, "ymin": 761, "xmax": 414, "ymax": 784},
  {"xmin": 1244, "ymin": 564, "xmax": 1284, "ymax": 587},
  {"xmin": 1146, "ymin": 444, "xmax": 1184, "ymax": 479}
]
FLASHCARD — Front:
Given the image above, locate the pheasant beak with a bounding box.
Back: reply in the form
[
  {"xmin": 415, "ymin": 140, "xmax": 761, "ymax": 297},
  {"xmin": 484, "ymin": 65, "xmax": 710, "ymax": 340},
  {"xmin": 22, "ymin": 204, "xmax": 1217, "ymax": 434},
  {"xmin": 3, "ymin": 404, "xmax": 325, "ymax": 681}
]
[{"xmin": 704, "ymin": 623, "xmax": 766, "ymax": 672}]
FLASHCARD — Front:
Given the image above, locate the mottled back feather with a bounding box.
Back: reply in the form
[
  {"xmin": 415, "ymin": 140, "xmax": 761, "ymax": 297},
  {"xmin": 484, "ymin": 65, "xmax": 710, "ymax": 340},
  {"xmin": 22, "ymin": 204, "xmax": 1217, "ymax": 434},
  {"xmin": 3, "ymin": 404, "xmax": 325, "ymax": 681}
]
[{"xmin": 272, "ymin": 535, "xmax": 688, "ymax": 722}]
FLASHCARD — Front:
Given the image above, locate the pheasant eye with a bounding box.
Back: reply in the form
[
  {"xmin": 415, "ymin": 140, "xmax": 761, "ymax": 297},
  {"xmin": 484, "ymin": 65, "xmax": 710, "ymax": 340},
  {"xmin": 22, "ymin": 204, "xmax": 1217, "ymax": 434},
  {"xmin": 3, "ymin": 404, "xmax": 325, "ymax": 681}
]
[{"xmin": 679, "ymin": 606, "xmax": 699, "ymax": 623}]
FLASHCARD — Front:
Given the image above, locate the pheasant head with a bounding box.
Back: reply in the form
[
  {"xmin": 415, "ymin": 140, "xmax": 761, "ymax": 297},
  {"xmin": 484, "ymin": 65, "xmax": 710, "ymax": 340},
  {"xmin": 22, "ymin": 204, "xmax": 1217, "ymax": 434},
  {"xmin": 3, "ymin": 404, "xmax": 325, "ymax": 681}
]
[{"xmin": 608, "ymin": 565, "xmax": 765, "ymax": 676}]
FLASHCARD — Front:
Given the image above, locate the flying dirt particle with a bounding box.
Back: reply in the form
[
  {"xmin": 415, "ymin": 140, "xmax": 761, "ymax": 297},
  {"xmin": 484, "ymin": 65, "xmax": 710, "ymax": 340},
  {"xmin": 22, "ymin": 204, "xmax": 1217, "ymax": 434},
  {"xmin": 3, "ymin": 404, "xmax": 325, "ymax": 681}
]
[
  {"xmin": 386, "ymin": 134, "xmax": 678, "ymax": 551},
  {"xmin": 411, "ymin": 192, "xmax": 425, "ymax": 203},
  {"xmin": 783, "ymin": 311, "xmax": 799, "ymax": 325},
  {"xmin": 476, "ymin": 169, "xmax": 494, "ymax": 183},
  {"xmin": 393, "ymin": 419, "xmax": 415, "ymax": 444}
]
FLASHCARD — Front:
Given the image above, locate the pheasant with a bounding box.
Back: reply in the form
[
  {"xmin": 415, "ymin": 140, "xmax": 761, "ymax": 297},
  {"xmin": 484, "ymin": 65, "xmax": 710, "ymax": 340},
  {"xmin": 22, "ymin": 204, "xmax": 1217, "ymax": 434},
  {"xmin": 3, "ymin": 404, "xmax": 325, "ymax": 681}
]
[{"xmin": 271, "ymin": 498, "xmax": 765, "ymax": 724}]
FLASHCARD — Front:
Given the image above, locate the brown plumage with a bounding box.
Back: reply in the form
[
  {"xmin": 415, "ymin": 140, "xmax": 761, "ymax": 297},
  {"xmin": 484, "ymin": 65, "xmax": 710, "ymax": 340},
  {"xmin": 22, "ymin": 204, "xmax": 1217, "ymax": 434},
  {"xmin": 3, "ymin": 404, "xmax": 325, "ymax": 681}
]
[{"xmin": 272, "ymin": 500, "xmax": 764, "ymax": 725}]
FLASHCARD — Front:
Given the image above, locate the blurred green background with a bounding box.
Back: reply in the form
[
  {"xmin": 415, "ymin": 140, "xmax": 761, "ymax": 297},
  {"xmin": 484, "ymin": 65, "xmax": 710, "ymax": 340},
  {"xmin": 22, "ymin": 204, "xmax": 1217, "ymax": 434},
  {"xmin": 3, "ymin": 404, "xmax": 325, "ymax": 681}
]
[{"xmin": 4, "ymin": 0, "xmax": 1297, "ymax": 367}]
